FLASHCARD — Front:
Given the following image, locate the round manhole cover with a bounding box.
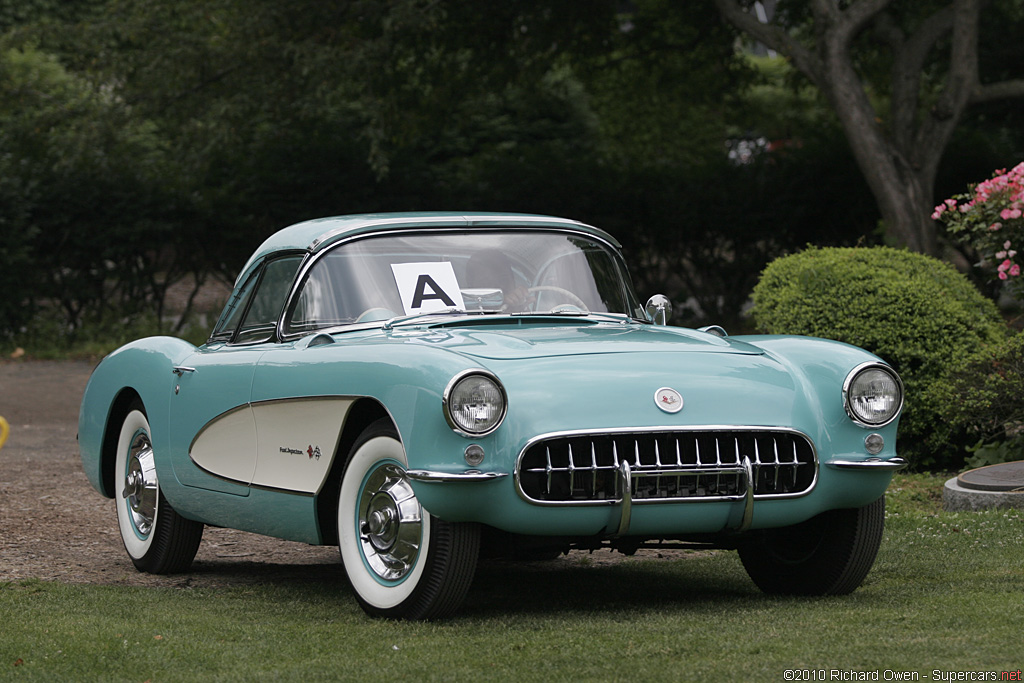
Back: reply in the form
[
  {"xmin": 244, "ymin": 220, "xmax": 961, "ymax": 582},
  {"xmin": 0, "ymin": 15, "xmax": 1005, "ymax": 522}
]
[{"xmin": 956, "ymin": 461, "xmax": 1024, "ymax": 492}]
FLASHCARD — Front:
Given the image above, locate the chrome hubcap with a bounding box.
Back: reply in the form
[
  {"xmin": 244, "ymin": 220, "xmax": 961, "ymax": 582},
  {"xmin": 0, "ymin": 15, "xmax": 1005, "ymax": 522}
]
[
  {"xmin": 121, "ymin": 432, "xmax": 158, "ymax": 537},
  {"xmin": 357, "ymin": 463, "xmax": 422, "ymax": 581}
]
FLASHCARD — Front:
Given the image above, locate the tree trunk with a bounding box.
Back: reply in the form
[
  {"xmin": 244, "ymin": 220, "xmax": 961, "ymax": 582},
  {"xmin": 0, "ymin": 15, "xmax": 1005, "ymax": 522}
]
[{"xmin": 713, "ymin": 0, "xmax": 1024, "ymax": 256}]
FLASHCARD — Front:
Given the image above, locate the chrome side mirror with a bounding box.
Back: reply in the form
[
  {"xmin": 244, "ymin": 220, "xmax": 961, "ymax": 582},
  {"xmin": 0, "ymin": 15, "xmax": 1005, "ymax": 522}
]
[{"xmin": 645, "ymin": 295, "xmax": 672, "ymax": 325}]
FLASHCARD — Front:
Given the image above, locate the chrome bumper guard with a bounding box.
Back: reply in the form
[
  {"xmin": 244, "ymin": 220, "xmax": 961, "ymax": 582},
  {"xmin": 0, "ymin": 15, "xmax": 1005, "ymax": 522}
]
[
  {"xmin": 825, "ymin": 457, "xmax": 908, "ymax": 471},
  {"xmin": 609, "ymin": 456, "xmax": 755, "ymax": 537},
  {"xmin": 405, "ymin": 469, "xmax": 509, "ymax": 483}
]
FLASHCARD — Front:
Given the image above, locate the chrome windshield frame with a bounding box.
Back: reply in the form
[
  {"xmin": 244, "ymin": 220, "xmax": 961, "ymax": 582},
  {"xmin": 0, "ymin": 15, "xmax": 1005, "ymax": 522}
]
[{"xmin": 276, "ymin": 225, "xmax": 643, "ymax": 342}]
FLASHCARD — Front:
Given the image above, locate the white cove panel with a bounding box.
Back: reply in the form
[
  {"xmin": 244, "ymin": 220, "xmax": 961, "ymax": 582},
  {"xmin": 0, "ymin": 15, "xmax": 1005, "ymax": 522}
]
[
  {"xmin": 190, "ymin": 406, "xmax": 258, "ymax": 485},
  {"xmin": 251, "ymin": 398, "xmax": 353, "ymax": 493}
]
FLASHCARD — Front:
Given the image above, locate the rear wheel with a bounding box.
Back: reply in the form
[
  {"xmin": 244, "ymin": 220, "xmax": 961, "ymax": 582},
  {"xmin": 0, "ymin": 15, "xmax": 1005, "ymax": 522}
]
[
  {"xmin": 338, "ymin": 419, "xmax": 479, "ymax": 620},
  {"xmin": 738, "ymin": 496, "xmax": 885, "ymax": 595},
  {"xmin": 115, "ymin": 403, "xmax": 203, "ymax": 573}
]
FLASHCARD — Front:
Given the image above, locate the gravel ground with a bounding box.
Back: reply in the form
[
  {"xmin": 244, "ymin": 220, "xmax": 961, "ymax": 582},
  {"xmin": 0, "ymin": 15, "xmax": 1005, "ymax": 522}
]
[
  {"xmin": 0, "ymin": 360, "xmax": 348, "ymax": 588},
  {"xmin": 0, "ymin": 360, "xmax": 672, "ymax": 590}
]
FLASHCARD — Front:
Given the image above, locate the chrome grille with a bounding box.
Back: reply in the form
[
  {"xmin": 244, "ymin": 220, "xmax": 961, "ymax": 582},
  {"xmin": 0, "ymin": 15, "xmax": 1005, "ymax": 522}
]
[{"xmin": 516, "ymin": 429, "xmax": 816, "ymax": 505}]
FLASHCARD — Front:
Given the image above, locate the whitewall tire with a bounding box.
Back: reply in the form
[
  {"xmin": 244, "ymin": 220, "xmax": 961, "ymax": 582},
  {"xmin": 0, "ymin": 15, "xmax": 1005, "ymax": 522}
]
[
  {"xmin": 338, "ymin": 419, "xmax": 479, "ymax": 619},
  {"xmin": 115, "ymin": 403, "xmax": 203, "ymax": 573}
]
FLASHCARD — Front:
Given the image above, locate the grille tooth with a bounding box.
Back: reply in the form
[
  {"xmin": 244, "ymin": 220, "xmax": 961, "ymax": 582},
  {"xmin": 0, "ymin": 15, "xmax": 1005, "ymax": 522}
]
[{"xmin": 518, "ymin": 430, "xmax": 816, "ymax": 504}]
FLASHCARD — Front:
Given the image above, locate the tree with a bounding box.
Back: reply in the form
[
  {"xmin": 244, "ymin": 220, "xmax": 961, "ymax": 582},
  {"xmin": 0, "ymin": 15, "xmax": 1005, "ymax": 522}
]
[{"xmin": 714, "ymin": 0, "xmax": 1024, "ymax": 255}]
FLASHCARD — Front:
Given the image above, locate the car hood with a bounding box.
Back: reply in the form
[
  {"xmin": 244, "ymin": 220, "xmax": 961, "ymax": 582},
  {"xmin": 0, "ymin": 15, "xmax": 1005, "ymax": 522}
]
[
  {"xmin": 389, "ymin": 320, "xmax": 823, "ymax": 435},
  {"xmin": 393, "ymin": 320, "xmax": 764, "ymax": 361}
]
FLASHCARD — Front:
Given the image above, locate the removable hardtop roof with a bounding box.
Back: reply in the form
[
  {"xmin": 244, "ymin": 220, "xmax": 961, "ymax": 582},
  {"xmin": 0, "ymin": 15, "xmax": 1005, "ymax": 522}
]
[{"xmin": 237, "ymin": 212, "xmax": 619, "ymax": 284}]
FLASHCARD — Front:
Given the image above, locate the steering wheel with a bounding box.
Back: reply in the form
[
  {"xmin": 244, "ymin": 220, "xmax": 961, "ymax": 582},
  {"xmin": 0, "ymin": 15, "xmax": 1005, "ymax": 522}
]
[{"xmin": 528, "ymin": 286, "xmax": 589, "ymax": 312}]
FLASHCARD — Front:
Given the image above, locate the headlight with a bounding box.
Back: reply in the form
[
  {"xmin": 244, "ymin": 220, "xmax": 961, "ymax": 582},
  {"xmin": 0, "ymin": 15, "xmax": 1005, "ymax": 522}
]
[
  {"xmin": 443, "ymin": 371, "xmax": 507, "ymax": 436},
  {"xmin": 843, "ymin": 363, "xmax": 903, "ymax": 427}
]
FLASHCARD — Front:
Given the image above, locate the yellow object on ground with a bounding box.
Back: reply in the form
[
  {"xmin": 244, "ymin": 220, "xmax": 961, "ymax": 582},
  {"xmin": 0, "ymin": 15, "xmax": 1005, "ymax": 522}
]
[{"xmin": 0, "ymin": 416, "xmax": 8, "ymax": 451}]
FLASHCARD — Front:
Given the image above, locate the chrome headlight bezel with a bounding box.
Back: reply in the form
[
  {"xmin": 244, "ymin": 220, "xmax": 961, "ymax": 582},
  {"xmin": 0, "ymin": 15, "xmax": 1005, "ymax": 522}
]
[
  {"xmin": 843, "ymin": 362, "xmax": 904, "ymax": 428},
  {"xmin": 443, "ymin": 370, "xmax": 508, "ymax": 437}
]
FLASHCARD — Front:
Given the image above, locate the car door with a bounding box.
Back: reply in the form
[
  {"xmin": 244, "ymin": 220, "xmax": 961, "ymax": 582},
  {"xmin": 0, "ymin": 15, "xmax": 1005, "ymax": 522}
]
[{"xmin": 168, "ymin": 255, "xmax": 304, "ymax": 495}]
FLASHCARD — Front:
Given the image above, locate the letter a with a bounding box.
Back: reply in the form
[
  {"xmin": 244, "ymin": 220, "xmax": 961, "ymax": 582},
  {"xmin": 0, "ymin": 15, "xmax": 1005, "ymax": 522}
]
[{"xmin": 411, "ymin": 274, "xmax": 456, "ymax": 309}]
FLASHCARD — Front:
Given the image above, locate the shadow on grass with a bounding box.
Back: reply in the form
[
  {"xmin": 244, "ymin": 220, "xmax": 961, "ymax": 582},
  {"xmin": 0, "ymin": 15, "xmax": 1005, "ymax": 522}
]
[
  {"xmin": 178, "ymin": 550, "xmax": 759, "ymax": 618},
  {"xmin": 464, "ymin": 552, "xmax": 758, "ymax": 618}
]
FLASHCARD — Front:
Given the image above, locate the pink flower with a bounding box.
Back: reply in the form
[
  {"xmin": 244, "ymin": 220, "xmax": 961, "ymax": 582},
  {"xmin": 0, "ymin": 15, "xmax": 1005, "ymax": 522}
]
[
  {"xmin": 998, "ymin": 259, "xmax": 1012, "ymax": 272},
  {"xmin": 932, "ymin": 205, "xmax": 946, "ymax": 219},
  {"xmin": 996, "ymin": 251, "xmax": 1007, "ymax": 259},
  {"xmin": 999, "ymin": 271, "xmax": 1009, "ymax": 280},
  {"xmin": 1001, "ymin": 208, "xmax": 1022, "ymax": 220},
  {"xmin": 991, "ymin": 222, "xmax": 1003, "ymax": 231},
  {"xmin": 1011, "ymin": 264, "xmax": 1021, "ymax": 277}
]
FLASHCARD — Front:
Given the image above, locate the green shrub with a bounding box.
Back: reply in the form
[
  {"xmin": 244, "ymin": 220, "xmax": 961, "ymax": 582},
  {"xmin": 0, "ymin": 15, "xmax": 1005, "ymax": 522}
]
[
  {"xmin": 941, "ymin": 331, "xmax": 1024, "ymax": 469},
  {"xmin": 751, "ymin": 245, "xmax": 1009, "ymax": 470}
]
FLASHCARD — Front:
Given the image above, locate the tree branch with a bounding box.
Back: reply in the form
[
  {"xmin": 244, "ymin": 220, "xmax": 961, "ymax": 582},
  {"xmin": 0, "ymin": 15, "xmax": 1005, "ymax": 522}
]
[
  {"xmin": 712, "ymin": 0, "xmax": 823, "ymax": 85},
  {"xmin": 838, "ymin": 0, "xmax": 896, "ymax": 38},
  {"xmin": 971, "ymin": 79, "xmax": 1024, "ymax": 103},
  {"xmin": 933, "ymin": 0, "xmax": 981, "ymax": 120},
  {"xmin": 890, "ymin": 5, "xmax": 954, "ymax": 151}
]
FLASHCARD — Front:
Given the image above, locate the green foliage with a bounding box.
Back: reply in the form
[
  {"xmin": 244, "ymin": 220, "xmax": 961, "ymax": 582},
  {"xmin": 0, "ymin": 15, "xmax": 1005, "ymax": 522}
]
[
  {"xmin": 940, "ymin": 331, "xmax": 1024, "ymax": 468},
  {"xmin": 0, "ymin": 43, "xmax": 204, "ymax": 340},
  {"xmin": 964, "ymin": 439, "xmax": 1021, "ymax": 470},
  {"xmin": 751, "ymin": 246, "xmax": 1009, "ymax": 469},
  {"xmin": 1, "ymin": 0, "xmax": 1020, "ymax": 343}
]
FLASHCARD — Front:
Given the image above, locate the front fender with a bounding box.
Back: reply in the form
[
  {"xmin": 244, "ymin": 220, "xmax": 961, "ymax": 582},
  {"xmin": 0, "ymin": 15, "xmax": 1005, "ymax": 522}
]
[{"xmin": 78, "ymin": 337, "xmax": 198, "ymax": 497}]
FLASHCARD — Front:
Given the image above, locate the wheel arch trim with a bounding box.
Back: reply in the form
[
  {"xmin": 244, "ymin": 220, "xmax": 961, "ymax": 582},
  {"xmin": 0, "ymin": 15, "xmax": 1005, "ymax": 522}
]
[
  {"xmin": 315, "ymin": 397, "xmax": 395, "ymax": 546},
  {"xmin": 100, "ymin": 388, "xmax": 145, "ymax": 499}
]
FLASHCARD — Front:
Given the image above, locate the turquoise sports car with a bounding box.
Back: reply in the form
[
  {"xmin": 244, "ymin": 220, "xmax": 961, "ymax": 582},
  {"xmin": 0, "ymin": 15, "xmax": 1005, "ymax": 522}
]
[{"xmin": 79, "ymin": 212, "xmax": 905, "ymax": 619}]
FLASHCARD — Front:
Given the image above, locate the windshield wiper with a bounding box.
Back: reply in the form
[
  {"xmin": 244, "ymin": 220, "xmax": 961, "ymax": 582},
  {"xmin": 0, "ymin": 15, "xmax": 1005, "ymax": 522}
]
[
  {"xmin": 382, "ymin": 308, "xmax": 469, "ymax": 330},
  {"xmin": 512, "ymin": 309, "xmax": 589, "ymax": 317},
  {"xmin": 510, "ymin": 310, "xmax": 635, "ymax": 323}
]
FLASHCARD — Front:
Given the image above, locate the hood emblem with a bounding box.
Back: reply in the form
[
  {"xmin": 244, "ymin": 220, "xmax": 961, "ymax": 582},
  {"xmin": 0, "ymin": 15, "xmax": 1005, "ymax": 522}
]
[{"xmin": 655, "ymin": 387, "xmax": 684, "ymax": 413}]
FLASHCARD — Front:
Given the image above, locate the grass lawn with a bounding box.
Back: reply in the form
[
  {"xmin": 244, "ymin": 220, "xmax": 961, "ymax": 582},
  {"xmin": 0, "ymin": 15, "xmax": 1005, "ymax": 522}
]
[{"xmin": 2, "ymin": 473, "xmax": 1022, "ymax": 682}]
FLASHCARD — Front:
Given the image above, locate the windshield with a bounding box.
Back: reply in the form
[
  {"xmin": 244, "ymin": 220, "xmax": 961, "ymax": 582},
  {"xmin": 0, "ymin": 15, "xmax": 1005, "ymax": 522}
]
[{"xmin": 285, "ymin": 230, "xmax": 643, "ymax": 334}]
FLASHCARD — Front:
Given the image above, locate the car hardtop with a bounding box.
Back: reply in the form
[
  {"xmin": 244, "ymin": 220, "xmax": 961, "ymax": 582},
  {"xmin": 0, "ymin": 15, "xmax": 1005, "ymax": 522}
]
[{"xmin": 237, "ymin": 212, "xmax": 621, "ymax": 285}]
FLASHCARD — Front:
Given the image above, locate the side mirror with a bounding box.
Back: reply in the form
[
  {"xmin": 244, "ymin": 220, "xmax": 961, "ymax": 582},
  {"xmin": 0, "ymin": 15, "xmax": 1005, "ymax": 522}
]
[{"xmin": 645, "ymin": 295, "xmax": 672, "ymax": 326}]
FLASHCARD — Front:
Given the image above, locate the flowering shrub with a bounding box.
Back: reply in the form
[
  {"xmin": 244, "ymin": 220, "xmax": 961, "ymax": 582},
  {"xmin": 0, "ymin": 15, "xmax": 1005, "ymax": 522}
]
[{"xmin": 934, "ymin": 162, "xmax": 1024, "ymax": 295}]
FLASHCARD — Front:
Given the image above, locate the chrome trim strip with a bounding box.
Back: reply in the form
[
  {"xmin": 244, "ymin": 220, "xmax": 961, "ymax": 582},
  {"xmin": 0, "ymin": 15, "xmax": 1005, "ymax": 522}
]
[
  {"xmin": 405, "ymin": 469, "xmax": 509, "ymax": 483},
  {"xmin": 825, "ymin": 457, "xmax": 908, "ymax": 471},
  {"xmin": 514, "ymin": 425, "xmax": 819, "ymax": 507}
]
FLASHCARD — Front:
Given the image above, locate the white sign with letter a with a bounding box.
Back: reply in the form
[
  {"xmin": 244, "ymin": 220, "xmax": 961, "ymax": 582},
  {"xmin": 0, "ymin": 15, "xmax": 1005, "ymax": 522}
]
[{"xmin": 391, "ymin": 262, "xmax": 466, "ymax": 315}]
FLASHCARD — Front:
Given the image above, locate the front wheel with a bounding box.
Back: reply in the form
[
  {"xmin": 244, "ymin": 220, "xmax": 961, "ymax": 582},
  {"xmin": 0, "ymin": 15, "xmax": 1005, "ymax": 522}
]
[
  {"xmin": 115, "ymin": 403, "xmax": 203, "ymax": 573},
  {"xmin": 738, "ymin": 496, "xmax": 885, "ymax": 595},
  {"xmin": 338, "ymin": 419, "xmax": 480, "ymax": 620}
]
